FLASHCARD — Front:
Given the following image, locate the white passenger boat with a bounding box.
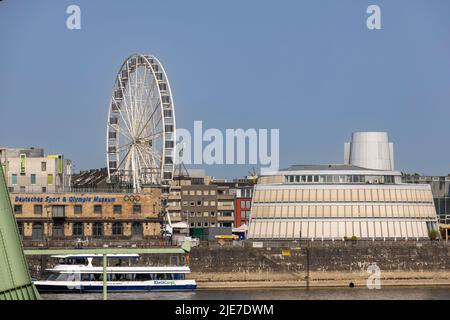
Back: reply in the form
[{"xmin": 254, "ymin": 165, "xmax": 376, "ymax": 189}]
[{"xmin": 34, "ymin": 254, "xmax": 197, "ymax": 293}]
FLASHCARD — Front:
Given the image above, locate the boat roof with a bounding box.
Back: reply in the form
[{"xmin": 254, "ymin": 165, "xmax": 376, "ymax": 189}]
[
  {"xmin": 47, "ymin": 266, "xmax": 191, "ymax": 273},
  {"xmin": 52, "ymin": 254, "xmax": 140, "ymax": 259}
]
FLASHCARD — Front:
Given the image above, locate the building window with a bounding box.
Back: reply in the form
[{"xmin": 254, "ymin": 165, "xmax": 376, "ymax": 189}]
[
  {"xmin": 133, "ymin": 205, "xmax": 141, "ymax": 214},
  {"xmin": 132, "ymin": 222, "xmax": 143, "ymax": 236},
  {"xmin": 34, "ymin": 205, "xmax": 43, "ymax": 215},
  {"xmin": 93, "ymin": 223, "xmax": 103, "ymax": 237},
  {"xmin": 11, "ymin": 174, "xmax": 17, "ymax": 185},
  {"xmin": 42, "ymin": 187, "xmax": 46, "ymax": 193},
  {"xmin": 210, "ymin": 212, "xmax": 216, "ymax": 217},
  {"xmin": 20, "ymin": 186, "xmax": 26, "ymax": 192},
  {"xmin": 113, "ymin": 205, "xmax": 122, "ymax": 214},
  {"xmin": 72, "ymin": 223, "xmax": 84, "ymax": 236},
  {"xmin": 41, "ymin": 162, "xmax": 47, "ymax": 171},
  {"xmin": 74, "ymin": 205, "xmax": 83, "ymax": 215},
  {"xmin": 246, "ymin": 200, "xmax": 251, "ymax": 208},
  {"xmin": 52, "ymin": 205, "xmax": 65, "ymax": 218},
  {"xmin": 112, "ymin": 222, "xmax": 123, "ymax": 235},
  {"xmin": 94, "ymin": 205, "xmax": 102, "ymax": 214},
  {"xmin": 32, "ymin": 223, "xmax": 44, "ymax": 240},
  {"xmin": 47, "ymin": 174, "xmax": 54, "ymax": 185},
  {"xmin": 52, "ymin": 223, "xmax": 64, "ymax": 237},
  {"xmin": 30, "ymin": 174, "xmax": 36, "ymax": 185},
  {"xmin": 241, "ymin": 211, "xmax": 251, "ymax": 219},
  {"xmin": 17, "ymin": 222, "xmax": 24, "ymax": 236},
  {"xmin": 204, "ymin": 222, "xmax": 209, "ymax": 227},
  {"xmin": 14, "ymin": 205, "xmax": 22, "ymax": 214}
]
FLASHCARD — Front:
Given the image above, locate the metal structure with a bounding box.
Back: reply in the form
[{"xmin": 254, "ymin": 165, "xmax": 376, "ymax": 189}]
[
  {"xmin": 107, "ymin": 54, "xmax": 176, "ymax": 194},
  {"xmin": 0, "ymin": 165, "xmax": 40, "ymax": 300}
]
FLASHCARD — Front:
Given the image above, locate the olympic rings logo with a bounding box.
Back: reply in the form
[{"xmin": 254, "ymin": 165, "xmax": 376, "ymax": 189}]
[{"xmin": 123, "ymin": 195, "xmax": 141, "ymax": 203}]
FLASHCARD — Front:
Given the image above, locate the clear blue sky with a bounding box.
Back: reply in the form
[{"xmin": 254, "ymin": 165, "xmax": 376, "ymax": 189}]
[{"xmin": 1, "ymin": 0, "xmax": 449, "ymax": 178}]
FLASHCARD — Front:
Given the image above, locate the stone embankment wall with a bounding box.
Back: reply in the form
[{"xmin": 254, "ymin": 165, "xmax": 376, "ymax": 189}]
[
  {"xmin": 190, "ymin": 241, "xmax": 450, "ymax": 272},
  {"xmin": 188, "ymin": 241, "xmax": 450, "ymax": 287}
]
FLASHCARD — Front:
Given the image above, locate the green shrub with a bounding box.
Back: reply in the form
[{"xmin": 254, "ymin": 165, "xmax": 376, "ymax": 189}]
[
  {"xmin": 429, "ymin": 230, "xmax": 440, "ymax": 240},
  {"xmin": 351, "ymin": 235, "xmax": 358, "ymax": 241}
]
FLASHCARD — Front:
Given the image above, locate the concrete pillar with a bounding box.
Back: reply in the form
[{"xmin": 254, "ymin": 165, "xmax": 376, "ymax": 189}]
[
  {"xmin": 124, "ymin": 223, "xmax": 132, "ymax": 237},
  {"xmin": 104, "ymin": 223, "xmax": 112, "ymax": 236},
  {"xmin": 64, "ymin": 222, "xmax": 72, "ymax": 237},
  {"xmin": 44, "ymin": 223, "xmax": 50, "ymax": 238},
  {"xmin": 24, "ymin": 223, "xmax": 32, "ymax": 237},
  {"xmin": 84, "ymin": 223, "xmax": 92, "ymax": 237}
]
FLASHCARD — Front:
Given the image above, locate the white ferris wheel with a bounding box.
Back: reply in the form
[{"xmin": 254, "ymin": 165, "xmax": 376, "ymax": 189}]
[{"xmin": 106, "ymin": 54, "xmax": 176, "ymax": 194}]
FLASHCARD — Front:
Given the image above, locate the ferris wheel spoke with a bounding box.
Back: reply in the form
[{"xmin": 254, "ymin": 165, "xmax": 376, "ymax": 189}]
[
  {"xmin": 108, "ymin": 122, "xmax": 134, "ymax": 143},
  {"xmin": 136, "ymin": 76, "xmax": 159, "ymax": 136},
  {"xmin": 135, "ymin": 99, "xmax": 161, "ymax": 139},
  {"xmin": 141, "ymin": 144, "xmax": 162, "ymax": 164},
  {"xmin": 119, "ymin": 78, "xmax": 135, "ymax": 136},
  {"xmin": 135, "ymin": 144, "xmax": 152, "ymax": 171},
  {"xmin": 112, "ymin": 96, "xmax": 135, "ymax": 140},
  {"xmin": 137, "ymin": 65, "xmax": 149, "ymax": 122},
  {"xmin": 117, "ymin": 141, "xmax": 134, "ymax": 152},
  {"xmin": 138, "ymin": 131, "xmax": 164, "ymax": 142}
]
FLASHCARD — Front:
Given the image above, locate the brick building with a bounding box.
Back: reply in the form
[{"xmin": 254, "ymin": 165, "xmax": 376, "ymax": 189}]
[{"xmin": 11, "ymin": 188, "xmax": 162, "ymax": 243}]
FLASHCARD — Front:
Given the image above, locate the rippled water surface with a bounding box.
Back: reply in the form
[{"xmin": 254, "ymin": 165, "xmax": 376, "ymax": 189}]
[{"xmin": 41, "ymin": 286, "xmax": 450, "ymax": 300}]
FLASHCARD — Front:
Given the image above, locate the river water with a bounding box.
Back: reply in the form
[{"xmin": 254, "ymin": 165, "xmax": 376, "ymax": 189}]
[{"xmin": 41, "ymin": 286, "xmax": 450, "ymax": 300}]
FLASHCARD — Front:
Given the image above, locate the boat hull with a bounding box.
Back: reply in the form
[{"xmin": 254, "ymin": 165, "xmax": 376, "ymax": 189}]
[{"xmin": 35, "ymin": 281, "xmax": 197, "ymax": 293}]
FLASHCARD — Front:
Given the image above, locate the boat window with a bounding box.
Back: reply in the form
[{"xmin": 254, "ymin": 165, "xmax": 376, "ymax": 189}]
[
  {"xmin": 92, "ymin": 273, "xmax": 103, "ymax": 281},
  {"xmin": 173, "ymin": 273, "xmax": 185, "ymax": 280},
  {"xmin": 42, "ymin": 271, "xmax": 60, "ymax": 281},
  {"xmin": 154, "ymin": 273, "xmax": 174, "ymax": 280},
  {"xmin": 135, "ymin": 273, "xmax": 153, "ymax": 281},
  {"xmin": 57, "ymin": 257, "xmax": 88, "ymax": 265},
  {"xmin": 54, "ymin": 273, "xmax": 75, "ymax": 281},
  {"xmin": 81, "ymin": 273, "xmax": 91, "ymax": 281},
  {"xmin": 111, "ymin": 273, "xmax": 133, "ymax": 281}
]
